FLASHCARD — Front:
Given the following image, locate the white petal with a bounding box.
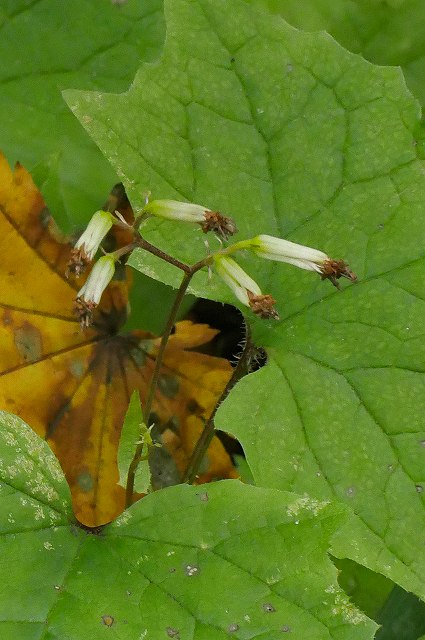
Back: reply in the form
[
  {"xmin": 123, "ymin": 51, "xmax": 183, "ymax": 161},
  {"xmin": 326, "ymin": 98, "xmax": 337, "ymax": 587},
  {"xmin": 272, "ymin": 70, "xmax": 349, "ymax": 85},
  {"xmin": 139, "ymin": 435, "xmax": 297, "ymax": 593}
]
[
  {"xmin": 255, "ymin": 234, "xmax": 328, "ymax": 265},
  {"xmin": 145, "ymin": 200, "xmax": 208, "ymax": 222}
]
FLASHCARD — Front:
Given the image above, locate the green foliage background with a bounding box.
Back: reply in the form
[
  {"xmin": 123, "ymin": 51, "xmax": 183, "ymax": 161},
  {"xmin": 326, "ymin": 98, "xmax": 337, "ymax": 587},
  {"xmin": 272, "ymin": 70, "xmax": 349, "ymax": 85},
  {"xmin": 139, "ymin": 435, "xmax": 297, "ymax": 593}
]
[{"xmin": 1, "ymin": 1, "xmax": 425, "ymax": 638}]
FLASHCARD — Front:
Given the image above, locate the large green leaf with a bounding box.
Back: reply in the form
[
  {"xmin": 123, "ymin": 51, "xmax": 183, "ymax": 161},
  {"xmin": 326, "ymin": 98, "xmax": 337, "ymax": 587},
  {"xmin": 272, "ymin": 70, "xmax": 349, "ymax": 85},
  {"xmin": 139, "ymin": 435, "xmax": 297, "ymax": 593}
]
[
  {"xmin": 0, "ymin": 0, "xmax": 164, "ymax": 231},
  {"xmin": 0, "ymin": 411, "xmax": 376, "ymax": 639},
  {"xmin": 249, "ymin": 0, "xmax": 425, "ymax": 108},
  {"xmin": 63, "ymin": 0, "xmax": 425, "ymax": 600},
  {"xmin": 375, "ymin": 586, "xmax": 425, "ymax": 640}
]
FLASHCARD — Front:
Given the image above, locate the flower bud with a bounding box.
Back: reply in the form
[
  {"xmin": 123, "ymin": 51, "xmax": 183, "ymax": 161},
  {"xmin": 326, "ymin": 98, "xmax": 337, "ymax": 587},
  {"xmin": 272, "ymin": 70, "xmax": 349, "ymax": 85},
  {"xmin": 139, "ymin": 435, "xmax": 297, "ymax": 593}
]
[
  {"xmin": 144, "ymin": 199, "xmax": 207, "ymax": 223},
  {"xmin": 214, "ymin": 255, "xmax": 279, "ymax": 319},
  {"xmin": 249, "ymin": 234, "xmax": 329, "ymax": 272},
  {"xmin": 74, "ymin": 255, "xmax": 116, "ymax": 327},
  {"xmin": 143, "ymin": 200, "xmax": 237, "ymax": 240},
  {"xmin": 67, "ymin": 210, "xmax": 114, "ymax": 277},
  {"xmin": 246, "ymin": 234, "xmax": 356, "ymax": 287}
]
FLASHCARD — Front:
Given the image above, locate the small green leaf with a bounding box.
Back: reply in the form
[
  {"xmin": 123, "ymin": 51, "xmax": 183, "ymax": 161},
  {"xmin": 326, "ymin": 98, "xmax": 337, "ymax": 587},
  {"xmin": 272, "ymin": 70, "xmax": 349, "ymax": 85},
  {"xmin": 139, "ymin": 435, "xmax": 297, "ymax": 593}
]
[
  {"xmin": 117, "ymin": 391, "xmax": 151, "ymax": 494},
  {"xmin": 233, "ymin": 453, "xmax": 255, "ymax": 485},
  {"xmin": 0, "ymin": 412, "xmax": 377, "ymax": 638}
]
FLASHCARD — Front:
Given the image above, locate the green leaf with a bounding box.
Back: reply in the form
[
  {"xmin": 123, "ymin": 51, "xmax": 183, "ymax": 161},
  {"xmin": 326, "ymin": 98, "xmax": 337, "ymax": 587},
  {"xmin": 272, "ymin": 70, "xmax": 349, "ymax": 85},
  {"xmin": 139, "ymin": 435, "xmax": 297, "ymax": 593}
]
[
  {"xmin": 249, "ymin": 0, "xmax": 425, "ymax": 108},
  {"xmin": 334, "ymin": 558, "xmax": 393, "ymax": 621},
  {"xmin": 62, "ymin": 0, "xmax": 425, "ymax": 601},
  {"xmin": 123, "ymin": 269, "xmax": 195, "ymax": 334},
  {"xmin": 375, "ymin": 586, "xmax": 425, "ymax": 640},
  {"xmin": 217, "ymin": 357, "xmax": 425, "ymax": 599},
  {"xmin": 0, "ymin": 0, "xmax": 164, "ymax": 231},
  {"xmin": 117, "ymin": 391, "xmax": 151, "ymax": 494},
  {"xmin": 0, "ymin": 411, "xmax": 377, "ymax": 639}
]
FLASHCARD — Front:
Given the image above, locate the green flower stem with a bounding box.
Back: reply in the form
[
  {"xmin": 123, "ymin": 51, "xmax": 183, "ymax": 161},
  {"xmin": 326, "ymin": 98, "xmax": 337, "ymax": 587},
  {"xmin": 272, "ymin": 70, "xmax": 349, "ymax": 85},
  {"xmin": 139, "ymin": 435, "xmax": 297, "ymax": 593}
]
[
  {"xmin": 136, "ymin": 235, "xmax": 191, "ymax": 273},
  {"xmin": 125, "ymin": 269, "xmax": 192, "ymax": 506},
  {"xmin": 183, "ymin": 323, "xmax": 252, "ymax": 484},
  {"xmin": 125, "ymin": 249, "xmax": 213, "ymax": 507}
]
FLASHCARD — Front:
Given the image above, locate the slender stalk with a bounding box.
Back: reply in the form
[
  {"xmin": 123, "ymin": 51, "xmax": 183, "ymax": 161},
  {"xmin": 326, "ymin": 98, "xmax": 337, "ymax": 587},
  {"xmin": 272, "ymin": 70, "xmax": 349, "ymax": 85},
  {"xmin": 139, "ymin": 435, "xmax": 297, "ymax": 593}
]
[
  {"xmin": 124, "ymin": 234, "xmax": 248, "ymax": 506},
  {"xmin": 183, "ymin": 323, "xmax": 252, "ymax": 484},
  {"xmin": 110, "ymin": 241, "xmax": 138, "ymax": 260},
  {"xmin": 125, "ymin": 270, "xmax": 193, "ymax": 506},
  {"xmin": 136, "ymin": 236, "xmax": 191, "ymax": 273},
  {"xmin": 143, "ymin": 271, "xmax": 193, "ymax": 424}
]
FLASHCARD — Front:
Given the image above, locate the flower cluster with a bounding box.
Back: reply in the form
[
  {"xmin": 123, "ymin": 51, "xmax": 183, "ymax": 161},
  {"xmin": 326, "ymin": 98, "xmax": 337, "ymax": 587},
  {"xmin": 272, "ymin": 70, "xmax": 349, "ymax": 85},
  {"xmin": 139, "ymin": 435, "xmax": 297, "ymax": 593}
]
[{"xmin": 69, "ymin": 195, "xmax": 356, "ymax": 328}]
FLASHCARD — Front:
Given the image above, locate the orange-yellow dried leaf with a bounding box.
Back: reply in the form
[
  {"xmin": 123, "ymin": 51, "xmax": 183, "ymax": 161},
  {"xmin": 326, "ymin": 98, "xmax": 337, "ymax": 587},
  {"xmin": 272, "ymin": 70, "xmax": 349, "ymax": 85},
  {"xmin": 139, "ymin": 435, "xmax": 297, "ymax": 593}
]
[
  {"xmin": 162, "ymin": 415, "xmax": 240, "ymax": 483},
  {"xmin": 0, "ymin": 154, "xmax": 234, "ymax": 526}
]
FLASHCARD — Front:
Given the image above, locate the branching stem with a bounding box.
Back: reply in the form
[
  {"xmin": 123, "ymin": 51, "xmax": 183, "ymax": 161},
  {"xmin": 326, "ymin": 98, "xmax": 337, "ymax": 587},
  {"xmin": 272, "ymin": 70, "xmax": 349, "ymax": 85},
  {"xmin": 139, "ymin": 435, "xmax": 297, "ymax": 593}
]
[
  {"xmin": 125, "ymin": 250, "xmax": 215, "ymax": 507},
  {"xmin": 182, "ymin": 324, "xmax": 252, "ymax": 484}
]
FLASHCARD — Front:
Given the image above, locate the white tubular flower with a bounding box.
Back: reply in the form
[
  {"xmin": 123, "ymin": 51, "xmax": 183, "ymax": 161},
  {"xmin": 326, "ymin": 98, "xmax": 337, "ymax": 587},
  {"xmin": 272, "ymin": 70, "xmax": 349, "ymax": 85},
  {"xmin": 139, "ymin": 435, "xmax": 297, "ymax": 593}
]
[
  {"xmin": 75, "ymin": 255, "xmax": 116, "ymax": 328},
  {"xmin": 250, "ymin": 234, "xmax": 329, "ymax": 273},
  {"xmin": 214, "ymin": 255, "xmax": 261, "ymax": 306},
  {"xmin": 144, "ymin": 200, "xmax": 208, "ymax": 223},
  {"xmin": 214, "ymin": 255, "xmax": 279, "ymax": 319},
  {"xmin": 67, "ymin": 210, "xmax": 114, "ymax": 277},
  {"xmin": 247, "ymin": 234, "xmax": 357, "ymax": 287},
  {"xmin": 143, "ymin": 200, "xmax": 237, "ymax": 239}
]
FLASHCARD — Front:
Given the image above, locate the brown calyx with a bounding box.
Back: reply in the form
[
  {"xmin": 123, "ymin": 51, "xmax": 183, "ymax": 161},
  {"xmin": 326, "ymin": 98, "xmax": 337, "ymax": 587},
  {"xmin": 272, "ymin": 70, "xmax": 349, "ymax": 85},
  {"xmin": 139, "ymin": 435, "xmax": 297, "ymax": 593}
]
[
  {"xmin": 320, "ymin": 259, "xmax": 357, "ymax": 288},
  {"xmin": 66, "ymin": 247, "xmax": 90, "ymax": 278},
  {"xmin": 200, "ymin": 211, "xmax": 238, "ymax": 240},
  {"xmin": 247, "ymin": 291, "xmax": 280, "ymax": 320},
  {"xmin": 74, "ymin": 297, "xmax": 96, "ymax": 329}
]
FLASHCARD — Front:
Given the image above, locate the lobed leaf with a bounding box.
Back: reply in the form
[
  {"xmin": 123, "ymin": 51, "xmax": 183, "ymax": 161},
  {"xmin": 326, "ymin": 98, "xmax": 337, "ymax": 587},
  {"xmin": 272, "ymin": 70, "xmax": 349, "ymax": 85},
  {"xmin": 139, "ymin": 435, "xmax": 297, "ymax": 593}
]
[
  {"xmin": 0, "ymin": 412, "xmax": 377, "ymax": 639},
  {"xmin": 64, "ymin": 0, "xmax": 425, "ymax": 599}
]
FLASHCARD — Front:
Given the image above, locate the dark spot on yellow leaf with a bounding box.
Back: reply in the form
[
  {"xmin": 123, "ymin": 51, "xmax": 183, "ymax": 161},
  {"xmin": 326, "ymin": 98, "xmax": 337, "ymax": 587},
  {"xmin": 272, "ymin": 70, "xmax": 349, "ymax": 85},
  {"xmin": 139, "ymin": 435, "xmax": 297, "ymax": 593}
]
[
  {"xmin": 70, "ymin": 359, "xmax": 85, "ymax": 378},
  {"xmin": 130, "ymin": 346, "xmax": 146, "ymax": 367},
  {"xmin": 168, "ymin": 415, "xmax": 180, "ymax": 432},
  {"xmin": 138, "ymin": 337, "xmax": 154, "ymax": 353},
  {"xmin": 158, "ymin": 374, "xmax": 179, "ymax": 398},
  {"xmin": 77, "ymin": 470, "xmax": 94, "ymax": 492},
  {"xmin": 14, "ymin": 322, "xmax": 42, "ymax": 362},
  {"xmin": 101, "ymin": 615, "xmax": 114, "ymax": 627},
  {"xmin": 39, "ymin": 207, "xmax": 51, "ymax": 228},
  {"xmin": 186, "ymin": 398, "xmax": 204, "ymax": 415},
  {"xmin": 2, "ymin": 310, "xmax": 12, "ymax": 326}
]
